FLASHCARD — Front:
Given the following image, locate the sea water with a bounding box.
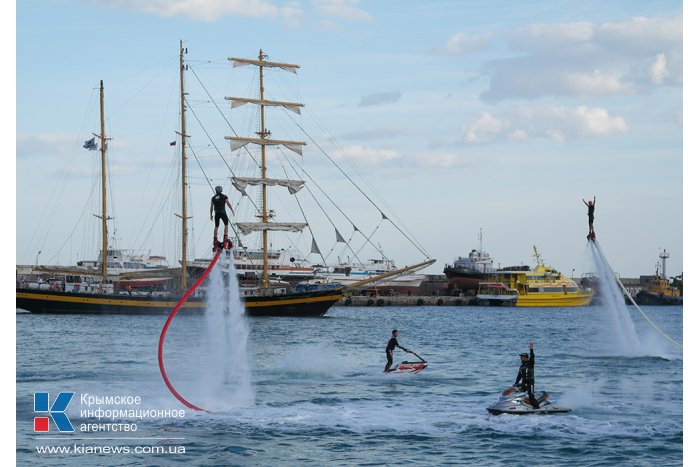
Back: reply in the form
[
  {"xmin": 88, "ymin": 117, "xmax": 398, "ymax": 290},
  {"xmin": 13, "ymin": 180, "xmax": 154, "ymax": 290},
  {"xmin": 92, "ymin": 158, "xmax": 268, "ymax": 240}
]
[{"xmin": 16, "ymin": 305, "xmax": 682, "ymax": 465}]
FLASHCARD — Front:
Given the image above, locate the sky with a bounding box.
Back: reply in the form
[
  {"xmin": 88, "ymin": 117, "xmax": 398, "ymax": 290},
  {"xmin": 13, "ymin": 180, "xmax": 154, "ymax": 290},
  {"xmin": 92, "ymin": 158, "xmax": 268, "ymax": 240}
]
[{"xmin": 14, "ymin": 0, "xmax": 685, "ymax": 279}]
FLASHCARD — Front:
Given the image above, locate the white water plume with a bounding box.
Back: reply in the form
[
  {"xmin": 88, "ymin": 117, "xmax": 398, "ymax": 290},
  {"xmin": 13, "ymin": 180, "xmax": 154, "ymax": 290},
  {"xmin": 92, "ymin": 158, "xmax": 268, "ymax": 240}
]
[
  {"xmin": 588, "ymin": 240, "xmax": 643, "ymax": 355},
  {"xmin": 199, "ymin": 258, "xmax": 255, "ymax": 409}
]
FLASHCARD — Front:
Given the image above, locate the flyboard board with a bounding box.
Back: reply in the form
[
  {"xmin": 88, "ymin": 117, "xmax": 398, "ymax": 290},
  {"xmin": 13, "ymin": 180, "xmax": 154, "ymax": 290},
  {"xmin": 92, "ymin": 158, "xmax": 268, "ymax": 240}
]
[{"xmin": 387, "ymin": 351, "xmax": 428, "ymax": 374}]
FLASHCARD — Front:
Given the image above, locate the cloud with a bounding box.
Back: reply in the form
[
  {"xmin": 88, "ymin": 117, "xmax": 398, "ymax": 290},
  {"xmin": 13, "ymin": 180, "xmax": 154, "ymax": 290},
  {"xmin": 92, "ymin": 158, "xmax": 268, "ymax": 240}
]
[
  {"xmin": 358, "ymin": 91, "xmax": 402, "ymax": 107},
  {"xmin": 281, "ymin": 1, "xmax": 305, "ymax": 27},
  {"xmin": 461, "ymin": 106, "xmax": 628, "ymax": 144},
  {"xmin": 330, "ymin": 144, "xmax": 399, "ymax": 166},
  {"xmin": 319, "ymin": 20, "xmax": 339, "ymax": 30},
  {"xmin": 340, "ymin": 127, "xmax": 416, "ymax": 141},
  {"xmin": 441, "ymin": 32, "xmax": 492, "ymax": 55},
  {"xmin": 410, "ymin": 152, "xmax": 464, "ymax": 169},
  {"xmin": 481, "ymin": 16, "xmax": 682, "ymax": 101},
  {"xmin": 90, "ymin": 0, "xmax": 279, "ymax": 22},
  {"xmin": 650, "ymin": 52, "xmax": 669, "ymax": 85},
  {"xmin": 312, "ymin": 0, "xmax": 372, "ymax": 22},
  {"xmin": 17, "ymin": 133, "xmax": 78, "ymax": 159},
  {"xmin": 462, "ymin": 112, "xmax": 508, "ymax": 144},
  {"xmin": 327, "ymin": 144, "xmax": 475, "ymax": 171}
]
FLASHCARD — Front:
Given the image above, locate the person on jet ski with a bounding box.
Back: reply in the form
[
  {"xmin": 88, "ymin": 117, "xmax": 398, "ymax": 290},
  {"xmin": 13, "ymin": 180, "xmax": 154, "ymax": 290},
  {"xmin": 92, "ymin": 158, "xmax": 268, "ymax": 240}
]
[
  {"xmin": 514, "ymin": 342, "xmax": 539, "ymax": 409},
  {"xmin": 384, "ymin": 329, "xmax": 411, "ymax": 372}
]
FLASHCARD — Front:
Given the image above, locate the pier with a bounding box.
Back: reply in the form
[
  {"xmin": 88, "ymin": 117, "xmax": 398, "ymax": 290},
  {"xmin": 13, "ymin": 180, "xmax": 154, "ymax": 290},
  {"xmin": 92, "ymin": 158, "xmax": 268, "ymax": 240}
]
[{"xmin": 339, "ymin": 295, "xmax": 474, "ymax": 307}]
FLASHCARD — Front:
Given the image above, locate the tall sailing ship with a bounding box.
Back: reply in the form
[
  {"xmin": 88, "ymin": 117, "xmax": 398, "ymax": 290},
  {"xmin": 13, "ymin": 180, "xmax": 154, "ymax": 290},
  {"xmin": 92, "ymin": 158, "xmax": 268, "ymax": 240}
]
[{"xmin": 16, "ymin": 43, "xmax": 431, "ymax": 316}]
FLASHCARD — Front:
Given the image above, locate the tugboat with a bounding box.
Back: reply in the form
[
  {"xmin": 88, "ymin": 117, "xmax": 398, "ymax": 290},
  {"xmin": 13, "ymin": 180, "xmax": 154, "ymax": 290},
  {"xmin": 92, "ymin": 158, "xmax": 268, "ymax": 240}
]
[
  {"xmin": 444, "ymin": 229, "xmax": 496, "ymax": 294},
  {"xmin": 634, "ymin": 250, "xmax": 682, "ymax": 306}
]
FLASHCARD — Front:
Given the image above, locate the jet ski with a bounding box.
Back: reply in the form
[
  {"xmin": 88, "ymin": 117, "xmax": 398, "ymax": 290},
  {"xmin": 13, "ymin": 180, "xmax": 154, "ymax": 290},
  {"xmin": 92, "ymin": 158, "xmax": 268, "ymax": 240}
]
[
  {"xmin": 487, "ymin": 387, "xmax": 571, "ymax": 415},
  {"xmin": 387, "ymin": 351, "xmax": 428, "ymax": 374}
]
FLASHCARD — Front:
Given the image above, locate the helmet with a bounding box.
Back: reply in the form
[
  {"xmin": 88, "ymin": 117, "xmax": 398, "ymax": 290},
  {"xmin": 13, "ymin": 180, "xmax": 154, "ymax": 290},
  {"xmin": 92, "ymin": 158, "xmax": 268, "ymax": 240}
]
[
  {"xmin": 519, "ymin": 353, "xmax": 528, "ymax": 358},
  {"xmin": 215, "ymin": 186, "xmax": 223, "ymax": 193}
]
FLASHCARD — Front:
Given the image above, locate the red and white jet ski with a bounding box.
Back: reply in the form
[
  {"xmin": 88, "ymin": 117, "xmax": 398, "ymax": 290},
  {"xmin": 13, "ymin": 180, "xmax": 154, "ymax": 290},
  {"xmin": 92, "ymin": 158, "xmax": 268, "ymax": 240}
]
[{"xmin": 387, "ymin": 351, "xmax": 428, "ymax": 374}]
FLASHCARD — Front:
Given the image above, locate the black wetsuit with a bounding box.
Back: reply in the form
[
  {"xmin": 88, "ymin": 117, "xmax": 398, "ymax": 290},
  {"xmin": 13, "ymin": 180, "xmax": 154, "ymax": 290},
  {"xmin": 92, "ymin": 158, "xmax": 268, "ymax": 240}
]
[
  {"xmin": 515, "ymin": 349, "xmax": 539, "ymax": 408},
  {"xmin": 587, "ymin": 203, "xmax": 595, "ymax": 226},
  {"xmin": 211, "ymin": 194, "xmax": 229, "ymax": 227},
  {"xmin": 385, "ymin": 337, "xmax": 403, "ymax": 372}
]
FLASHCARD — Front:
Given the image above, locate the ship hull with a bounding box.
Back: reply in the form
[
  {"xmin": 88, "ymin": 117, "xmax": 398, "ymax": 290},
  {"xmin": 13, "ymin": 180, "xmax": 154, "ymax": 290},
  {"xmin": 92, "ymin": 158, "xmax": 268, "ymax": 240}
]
[
  {"xmin": 515, "ymin": 292, "xmax": 592, "ymax": 307},
  {"xmin": 633, "ymin": 290, "xmax": 682, "ymax": 306},
  {"xmin": 476, "ymin": 296, "xmax": 517, "ymax": 306},
  {"xmin": 16, "ymin": 288, "xmax": 343, "ymax": 317},
  {"xmin": 443, "ymin": 268, "xmax": 490, "ymax": 292}
]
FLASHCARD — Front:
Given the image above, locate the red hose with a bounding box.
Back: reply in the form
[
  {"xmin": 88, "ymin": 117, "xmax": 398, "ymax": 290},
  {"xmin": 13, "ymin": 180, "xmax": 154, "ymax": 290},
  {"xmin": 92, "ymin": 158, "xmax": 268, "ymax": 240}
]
[{"xmin": 158, "ymin": 249, "xmax": 222, "ymax": 412}]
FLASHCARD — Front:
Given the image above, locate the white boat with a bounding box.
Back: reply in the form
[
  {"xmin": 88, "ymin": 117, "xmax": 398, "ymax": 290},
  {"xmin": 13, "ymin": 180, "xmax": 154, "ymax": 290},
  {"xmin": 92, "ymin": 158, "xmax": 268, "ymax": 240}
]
[
  {"xmin": 77, "ymin": 248, "xmax": 170, "ymax": 273},
  {"xmin": 189, "ymin": 245, "xmax": 315, "ymax": 281},
  {"xmin": 476, "ymin": 282, "xmax": 518, "ymax": 306},
  {"xmin": 309, "ymin": 257, "xmax": 426, "ymax": 294}
]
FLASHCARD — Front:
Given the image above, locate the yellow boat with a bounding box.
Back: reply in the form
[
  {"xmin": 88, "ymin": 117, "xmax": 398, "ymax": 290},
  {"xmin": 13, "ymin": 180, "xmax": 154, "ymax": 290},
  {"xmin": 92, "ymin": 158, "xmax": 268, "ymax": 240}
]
[{"xmin": 494, "ymin": 246, "xmax": 593, "ymax": 307}]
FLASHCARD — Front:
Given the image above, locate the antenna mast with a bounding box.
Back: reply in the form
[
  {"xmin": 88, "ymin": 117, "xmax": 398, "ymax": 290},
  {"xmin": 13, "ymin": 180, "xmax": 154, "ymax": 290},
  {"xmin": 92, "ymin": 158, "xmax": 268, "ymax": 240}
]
[{"xmin": 659, "ymin": 249, "xmax": 669, "ymax": 279}]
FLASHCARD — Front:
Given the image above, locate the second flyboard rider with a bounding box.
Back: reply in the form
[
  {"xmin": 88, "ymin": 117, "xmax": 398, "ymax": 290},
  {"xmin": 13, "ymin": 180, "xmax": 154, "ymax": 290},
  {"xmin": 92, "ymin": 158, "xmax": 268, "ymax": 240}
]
[{"xmin": 583, "ymin": 196, "xmax": 596, "ymax": 241}]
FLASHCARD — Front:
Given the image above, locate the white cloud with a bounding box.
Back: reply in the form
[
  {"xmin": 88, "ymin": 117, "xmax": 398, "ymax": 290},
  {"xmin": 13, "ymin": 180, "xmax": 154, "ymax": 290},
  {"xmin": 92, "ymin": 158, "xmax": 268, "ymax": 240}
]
[
  {"xmin": 281, "ymin": 1, "xmax": 305, "ymax": 27},
  {"xmin": 330, "ymin": 144, "xmax": 399, "ymax": 166},
  {"xmin": 572, "ymin": 106, "xmax": 628, "ymax": 136},
  {"xmin": 319, "ymin": 20, "xmax": 339, "ymax": 30},
  {"xmin": 564, "ymin": 70, "xmax": 631, "ymax": 95},
  {"xmin": 481, "ymin": 15, "xmax": 682, "ymax": 101},
  {"xmin": 461, "ymin": 106, "xmax": 628, "ymax": 144},
  {"xmin": 597, "ymin": 16, "xmax": 681, "ymax": 54},
  {"xmin": 461, "ymin": 112, "xmax": 508, "ymax": 143},
  {"xmin": 17, "ymin": 133, "xmax": 78, "ymax": 159},
  {"xmin": 91, "ymin": 0, "xmax": 278, "ymax": 22},
  {"xmin": 312, "ymin": 0, "xmax": 372, "ymax": 22},
  {"xmin": 443, "ymin": 32, "xmax": 491, "ymax": 55},
  {"xmin": 509, "ymin": 129, "xmax": 528, "ymax": 141},
  {"xmin": 340, "ymin": 127, "xmax": 415, "ymax": 141},
  {"xmin": 411, "ymin": 152, "xmax": 462, "ymax": 168},
  {"xmin": 358, "ymin": 91, "xmax": 402, "ymax": 107},
  {"xmin": 650, "ymin": 53, "xmax": 669, "ymax": 85}
]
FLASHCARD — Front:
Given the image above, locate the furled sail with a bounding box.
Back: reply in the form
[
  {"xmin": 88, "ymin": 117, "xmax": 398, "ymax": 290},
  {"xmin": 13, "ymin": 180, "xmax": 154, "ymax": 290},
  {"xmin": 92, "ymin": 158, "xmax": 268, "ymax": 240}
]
[
  {"xmin": 232, "ymin": 177, "xmax": 305, "ymax": 195},
  {"xmin": 229, "ymin": 57, "xmax": 299, "ymax": 74},
  {"xmin": 227, "ymin": 136, "xmax": 305, "ymax": 156},
  {"xmin": 226, "ymin": 97, "xmax": 303, "ymax": 115},
  {"xmin": 236, "ymin": 222, "xmax": 307, "ymax": 235}
]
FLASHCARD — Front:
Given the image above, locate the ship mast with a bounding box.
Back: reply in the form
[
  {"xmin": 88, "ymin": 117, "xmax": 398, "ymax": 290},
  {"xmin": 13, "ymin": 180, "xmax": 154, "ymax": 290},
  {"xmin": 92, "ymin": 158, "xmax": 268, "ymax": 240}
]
[
  {"xmin": 99, "ymin": 80, "xmax": 108, "ymax": 283},
  {"xmin": 179, "ymin": 40, "xmax": 188, "ymax": 290},
  {"xmin": 226, "ymin": 50, "xmax": 306, "ymax": 290},
  {"xmin": 257, "ymin": 49, "xmax": 270, "ymax": 289}
]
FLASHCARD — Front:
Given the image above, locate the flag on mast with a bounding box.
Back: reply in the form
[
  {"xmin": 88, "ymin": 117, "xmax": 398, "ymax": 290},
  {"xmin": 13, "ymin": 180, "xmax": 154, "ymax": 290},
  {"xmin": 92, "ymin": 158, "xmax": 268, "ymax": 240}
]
[{"xmin": 83, "ymin": 137, "xmax": 97, "ymax": 150}]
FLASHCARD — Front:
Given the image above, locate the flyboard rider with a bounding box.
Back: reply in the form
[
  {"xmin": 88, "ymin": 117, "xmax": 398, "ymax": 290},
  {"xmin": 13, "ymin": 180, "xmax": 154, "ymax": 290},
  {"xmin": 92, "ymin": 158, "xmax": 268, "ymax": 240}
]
[
  {"xmin": 582, "ymin": 196, "xmax": 596, "ymax": 240},
  {"xmin": 514, "ymin": 342, "xmax": 540, "ymax": 409},
  {"xmin": 210, "ymin": 185, "xmax": 234, "ymax": 250},
  {"xmin": 384, "ymin": 330, "xmax": 412, "ymax": 372}
]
